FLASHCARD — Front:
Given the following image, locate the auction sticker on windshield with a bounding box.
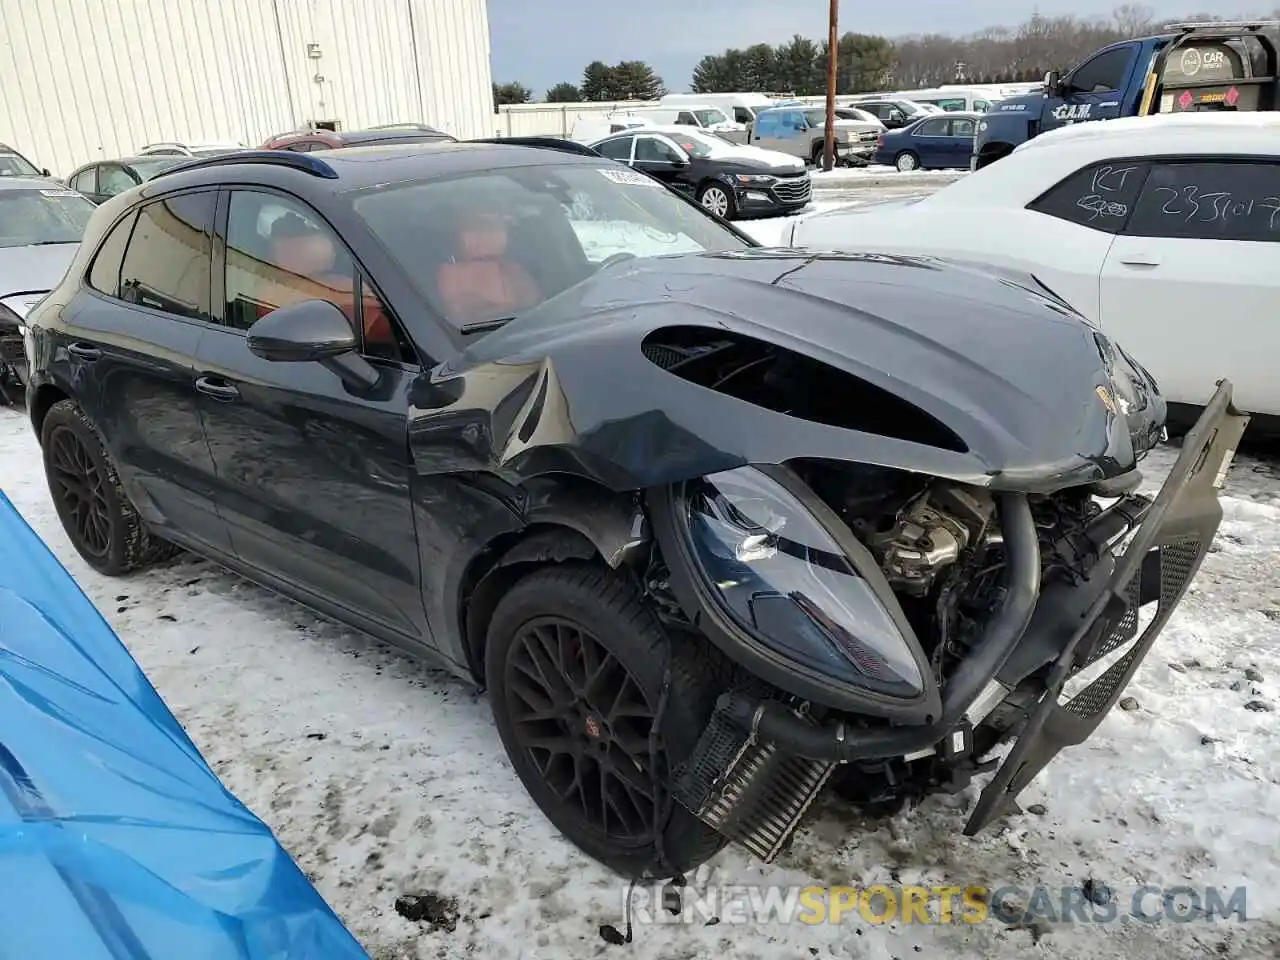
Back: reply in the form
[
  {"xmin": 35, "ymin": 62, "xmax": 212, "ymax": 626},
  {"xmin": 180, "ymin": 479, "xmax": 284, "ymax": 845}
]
[{"xmin": 598, "ymin": 168, "xmax": 661, "ymax": 187}]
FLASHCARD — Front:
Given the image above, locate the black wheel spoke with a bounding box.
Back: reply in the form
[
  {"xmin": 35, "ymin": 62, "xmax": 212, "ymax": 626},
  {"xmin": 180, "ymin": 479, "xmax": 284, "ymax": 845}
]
[
  {"xmin": 47, "ymin": 425, "xmax": 113, "ymax": 560},
  {"xmin": 504, "ymin": 614, "xmax": 662, "ymax": 844}
]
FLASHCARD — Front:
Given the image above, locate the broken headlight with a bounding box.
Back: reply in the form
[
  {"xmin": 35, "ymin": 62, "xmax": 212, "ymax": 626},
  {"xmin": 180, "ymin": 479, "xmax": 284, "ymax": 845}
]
[{"xmin": 679, "ymin": 466, "xmax": 926, "ymax": 701}]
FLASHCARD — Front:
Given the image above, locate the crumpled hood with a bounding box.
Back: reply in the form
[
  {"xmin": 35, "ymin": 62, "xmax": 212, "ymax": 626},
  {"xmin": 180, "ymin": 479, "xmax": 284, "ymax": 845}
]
[
  {"xmin": 435, "ymin": 249, "xmax": 1164, "ymax": 494},
  {"xmin": 0, "ymin": 492, "xmax": 367, "ymax": 959},
  {"xmin": 0, "ymin": 244, "xmax": 78, "ymax": 312}
]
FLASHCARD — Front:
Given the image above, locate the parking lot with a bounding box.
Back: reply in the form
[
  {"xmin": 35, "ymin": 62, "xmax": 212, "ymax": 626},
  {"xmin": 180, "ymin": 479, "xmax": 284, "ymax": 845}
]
[{"xmin": 4, "ymin": 171, "xmax": 1278, "ymax": 959}]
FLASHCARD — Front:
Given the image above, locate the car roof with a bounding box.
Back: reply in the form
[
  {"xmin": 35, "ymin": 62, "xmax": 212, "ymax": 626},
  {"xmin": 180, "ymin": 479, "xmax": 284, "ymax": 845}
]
[
  {"xmin": 337, "ymin": 129, "xmax": 453, "ymax": 144},
  {"xmin": 596, "ymin": 125, "xmax": 716, "ymax": 138},
  {"xmin": 890, "ymin": 112, "xmax": 1280, "ymax": 212},
  {"xmin": 1018, "ymin": 111, "xmax": 1280, "ymax": 154},
  {"xmin": 143, "ymin": 141, "xmax": 609, "ymax": 195},
  {"xmin": 80, "ymin": 155, "xmax": 181, "ymax": 167}
]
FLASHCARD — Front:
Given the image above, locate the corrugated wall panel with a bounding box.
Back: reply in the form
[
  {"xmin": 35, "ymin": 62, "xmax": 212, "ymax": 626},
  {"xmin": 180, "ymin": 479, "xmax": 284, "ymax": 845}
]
[
  {"xmin": 0, "ymin": 0, "xmax": 293, "ymax": 175},
  {"xmin": 411, "ymin": 0, "xmax": 493, "ymax": 140},
  {"xmin": 0, "ymin": 0, "xmax": 492, "ymax": 176}
]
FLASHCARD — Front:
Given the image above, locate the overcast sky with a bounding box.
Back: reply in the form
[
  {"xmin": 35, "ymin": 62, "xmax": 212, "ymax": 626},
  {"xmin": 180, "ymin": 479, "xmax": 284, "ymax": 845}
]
[{"xmin": 486, "ymin": 0, "xmax": 1213, "ymax": 95}]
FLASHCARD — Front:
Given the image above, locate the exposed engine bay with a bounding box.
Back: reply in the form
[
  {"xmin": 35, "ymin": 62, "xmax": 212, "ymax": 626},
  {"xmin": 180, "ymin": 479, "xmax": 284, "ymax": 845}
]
[
  {"xmin": 660, "ymin": 458, "xmax": 1149, "ymax": 865},
  {"xmin": 795, "ymin": 461, "xmax": 1102, "ymax": 684}
]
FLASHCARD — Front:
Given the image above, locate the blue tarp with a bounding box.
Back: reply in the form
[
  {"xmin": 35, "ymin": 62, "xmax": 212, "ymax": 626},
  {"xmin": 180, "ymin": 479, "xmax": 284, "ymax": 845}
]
[{"xmin": 0, "ymin": 491, "xmax": 369, "ymax": 960}]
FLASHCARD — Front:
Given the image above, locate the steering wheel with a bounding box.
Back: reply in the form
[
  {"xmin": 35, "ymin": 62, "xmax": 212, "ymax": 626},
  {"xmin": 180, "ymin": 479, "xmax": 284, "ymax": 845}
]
[{"xmin": 598, "ymin": 252, "xmax": 637, "ymax": 270}]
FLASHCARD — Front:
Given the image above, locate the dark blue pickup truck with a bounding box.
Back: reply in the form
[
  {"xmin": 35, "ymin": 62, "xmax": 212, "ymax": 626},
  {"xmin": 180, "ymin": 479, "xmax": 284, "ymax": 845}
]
[{"xmin": 973, "ymin": 20, "xmax": 1280, "ymax": 169}]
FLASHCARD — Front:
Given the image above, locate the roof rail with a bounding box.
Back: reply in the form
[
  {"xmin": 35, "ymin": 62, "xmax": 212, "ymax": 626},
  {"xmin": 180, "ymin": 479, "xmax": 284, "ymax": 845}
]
[
  {"xmin": 150, "ymin": 150, "xmax": 339, "ymax": 181},
  {"xmin": 1163, "ymin": 19, "xmax": 1280, "ymax": 31},
  {"xmin": 466, "ymin": 136, "xmax": 601, "ymax": 157}
]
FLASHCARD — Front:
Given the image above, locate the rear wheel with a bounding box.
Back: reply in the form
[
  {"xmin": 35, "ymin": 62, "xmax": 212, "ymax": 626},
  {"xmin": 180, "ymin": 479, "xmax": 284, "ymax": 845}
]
[
  {"xmin": 895, "ymin": 151, "xmax": 920, "ymax": 172},
  {"xmin": 697, "ymin": 182, "xmax": 736, "ymax": 220},
  {"xmin": 41, "ymin": 399, "xmax": 180, "ymax": 575},
  {"xmin": 486, "ymin": 563, "xmax": 729, "ymax": 879}
]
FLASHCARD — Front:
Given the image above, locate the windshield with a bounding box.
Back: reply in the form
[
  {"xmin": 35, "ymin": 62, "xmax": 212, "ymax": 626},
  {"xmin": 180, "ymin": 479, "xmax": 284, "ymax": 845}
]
[
  {"xmin": 0, "ymin": 153, "xmax": 41, "ymax": 177},
  {"xmin": 351, "ymin": 162, "xmax": 750, "ymax": 330},
  {"xmin": 0, "ymin": 188, "xmax": 94, "ymax": 247},
  {"xmin": 692, "ymin": 108, "xmax": 730, "ymax": 126},
  {"xmin": 129, "ymin": 157, "xmax": 184, "ymax": 179}
]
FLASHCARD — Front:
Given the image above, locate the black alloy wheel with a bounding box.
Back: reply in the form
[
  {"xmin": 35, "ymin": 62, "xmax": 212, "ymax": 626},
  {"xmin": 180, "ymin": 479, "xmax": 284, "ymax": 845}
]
[
  {"xmin": 40, "ymin": 399, "xmax": 180, "ymax": 575},
  {"xmin": 505, "ymin": 616, "xmax": 658, "ymax": 842},
  {"xmin": 47, "ymin": 424, "xmax": 111, "ymax": 559},
  {"xmin": 485, "ymin": 564, "xmax": 729, "ymax": 878}
]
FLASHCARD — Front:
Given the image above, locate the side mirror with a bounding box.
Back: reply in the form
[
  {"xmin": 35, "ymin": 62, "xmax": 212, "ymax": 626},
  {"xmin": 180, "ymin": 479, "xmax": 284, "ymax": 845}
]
[
  {"xmin": 247, "ymin": 299, "xmax": 381, "ymax": 391},
  {"xmin": 889, "ymin": 110, "xmax": 904, "ymax": 123},
  {"xmin": 41, "ymin": 168, "xmax": 51, "ymax": 177},
  {"xmin": 1044, "ymin": 70, "xmax": 1062, "ymax": 95},
  {"xmin": 247, "ymin": 299, "xmax": 355, "ymax": 362}
]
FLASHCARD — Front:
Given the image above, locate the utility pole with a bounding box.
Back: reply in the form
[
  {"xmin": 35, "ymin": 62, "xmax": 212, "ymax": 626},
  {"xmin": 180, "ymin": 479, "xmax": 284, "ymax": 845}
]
[{"xmin": 823, "ymin": 0, "xmax": 839, "ymax": 172}]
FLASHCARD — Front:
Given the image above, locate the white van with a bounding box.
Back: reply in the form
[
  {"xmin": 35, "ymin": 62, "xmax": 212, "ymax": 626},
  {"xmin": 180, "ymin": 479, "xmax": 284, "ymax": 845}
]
[
  {"xmin": 610, "ymin": 104, "xmax": 749, "ymax": 143},
  {"xmin": 569, "ymin": 115, "xmax": 653, "ymax": 144},
  {"xmin": 659, "ymin": 92, "xmax": 778, "ymax": 126},
  {"xmin": 895, "ymin": 87, "xmax": 1000, "ymax": 113}
]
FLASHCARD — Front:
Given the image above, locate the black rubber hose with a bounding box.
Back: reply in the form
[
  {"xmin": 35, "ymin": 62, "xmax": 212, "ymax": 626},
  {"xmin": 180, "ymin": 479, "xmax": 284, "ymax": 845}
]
[
  {"xmin": 723, "ymin": 492, "xmax": 1041, "ymax": 762},
  {"xmin": 936, "ymin": 492, "xmax": 1040, "ymax": 728}
]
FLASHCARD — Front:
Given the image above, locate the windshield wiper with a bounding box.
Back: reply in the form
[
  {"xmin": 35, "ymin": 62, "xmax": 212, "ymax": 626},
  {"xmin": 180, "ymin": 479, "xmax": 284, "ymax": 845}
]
[
  {"xmin": 24, "ymin": 240, "xmax": 78, "ymax": 246},
  {"xmin": 459, "ymin": 316, "xmax": 516, "ymax": 334}
]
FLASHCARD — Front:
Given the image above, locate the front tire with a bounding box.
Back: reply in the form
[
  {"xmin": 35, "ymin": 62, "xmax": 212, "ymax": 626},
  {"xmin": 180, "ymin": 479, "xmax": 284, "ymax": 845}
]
[
  {"xmin": 485, "ymin": 563, "xmax": 729, "ymax": 879},
  {"xmin": 41, "ymin": 399, "xmax": 180, "ymax": 575},
  {"xmin": 895, "ymin": 151, "xmax": 920, "ymax": 172},
  {"xmin": 697, "ymin": 181, "xmax": 736, "ymax": 220}
]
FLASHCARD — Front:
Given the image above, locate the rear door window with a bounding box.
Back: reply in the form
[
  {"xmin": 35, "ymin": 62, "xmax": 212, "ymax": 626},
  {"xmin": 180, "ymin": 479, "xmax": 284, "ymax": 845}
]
[
  {"xmin": 595, "ymin": 136, "xmax": 635, "ymax": 161},
  {"xmin": 1124, "ymin": 160, "xmax": 1280, "ymax": 242},
  {"xmin": 118, "ymin": 191, "xmax": 217, "ymax": 321},
  {"xmin": 87, "ymin": 211, "xmax": 138, "ymax": 296}
]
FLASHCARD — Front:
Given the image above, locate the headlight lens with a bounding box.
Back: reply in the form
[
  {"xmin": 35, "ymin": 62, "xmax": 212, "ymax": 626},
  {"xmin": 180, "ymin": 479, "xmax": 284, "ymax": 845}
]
[
  {"xmin": 682, "ymin": 467, "xmax": 924, "ymax": 698},
  {"xmin": 734, "ymin": 174, "xmax": 774, "ymax": 185}
]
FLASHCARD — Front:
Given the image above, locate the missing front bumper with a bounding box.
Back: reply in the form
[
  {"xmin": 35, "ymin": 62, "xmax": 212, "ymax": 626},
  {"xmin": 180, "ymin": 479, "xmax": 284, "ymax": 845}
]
[{"xmin": 963, "ymin": 379, "xmax": 1249, "ymax": 833}]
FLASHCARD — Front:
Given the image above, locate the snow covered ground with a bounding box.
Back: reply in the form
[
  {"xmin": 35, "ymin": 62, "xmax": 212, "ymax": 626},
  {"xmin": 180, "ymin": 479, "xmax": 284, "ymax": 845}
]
[
  {"xmin": 5, "ymin": 415, "xmax": 1278, "ymax": 959},
  {"xmin": 3, "ymin": 228, "xmax": 1278, "ymax": 956}
]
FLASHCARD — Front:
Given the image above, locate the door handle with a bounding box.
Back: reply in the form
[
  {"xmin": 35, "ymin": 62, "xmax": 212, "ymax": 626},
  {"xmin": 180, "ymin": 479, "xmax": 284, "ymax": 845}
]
[
  {"xmin": 1118, "ymin": 253, "xmax": 1161, "ymax": 267},
  {"xmin": 67, "ymin": 342, "xmax": 101, "ymax": 360},
  {"xmin": 194, "ymin": 376, "xmax": 239, "ymax": 401}
]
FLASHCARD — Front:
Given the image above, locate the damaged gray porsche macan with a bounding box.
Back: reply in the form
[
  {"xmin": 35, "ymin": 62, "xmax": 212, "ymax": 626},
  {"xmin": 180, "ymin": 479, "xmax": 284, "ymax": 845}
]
[
  {"xmin": 27, "ymin": 146, "xmax": 1248, "ymax": 882},
  {"xmin": 433, "ymin": 247, "xmax": 1247, "ymax": 878}
]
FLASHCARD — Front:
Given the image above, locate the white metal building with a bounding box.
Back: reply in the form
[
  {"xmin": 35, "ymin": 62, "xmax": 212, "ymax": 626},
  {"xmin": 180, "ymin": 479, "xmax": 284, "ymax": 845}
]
[{"xmin": 1, "ymin": 0, "xmax": 494, "ymax": 177}]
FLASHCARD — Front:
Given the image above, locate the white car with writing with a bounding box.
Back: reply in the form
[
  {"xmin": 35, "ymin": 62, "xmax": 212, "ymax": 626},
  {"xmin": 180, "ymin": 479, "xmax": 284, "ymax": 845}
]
[{"xmin": 785, "ymin": 112, "xmax": 1280, "ymax": 421}]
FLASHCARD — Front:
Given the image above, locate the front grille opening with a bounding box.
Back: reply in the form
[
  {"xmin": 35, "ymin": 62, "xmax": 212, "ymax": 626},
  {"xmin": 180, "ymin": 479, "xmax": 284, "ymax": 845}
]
[{"xmin": 641, "ymin": 325, "xmax": 969, "ymax": 453}]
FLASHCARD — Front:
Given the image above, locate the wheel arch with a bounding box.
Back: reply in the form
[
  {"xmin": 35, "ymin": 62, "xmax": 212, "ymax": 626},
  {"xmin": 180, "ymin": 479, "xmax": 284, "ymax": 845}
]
[
  {"xmin": 29, "ymin": 383, "xmax": 69, "ymax": 441},
  {"xmin": 458, "ymin": 477, "xmax": 650, "ymax": 685}
]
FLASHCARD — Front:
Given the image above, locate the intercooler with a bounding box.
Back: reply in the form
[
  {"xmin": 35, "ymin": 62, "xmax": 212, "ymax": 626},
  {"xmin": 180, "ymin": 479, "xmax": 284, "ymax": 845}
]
[{"xmin": 670, "ymin": 685, "xmax": 835, "ymax": 863}]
